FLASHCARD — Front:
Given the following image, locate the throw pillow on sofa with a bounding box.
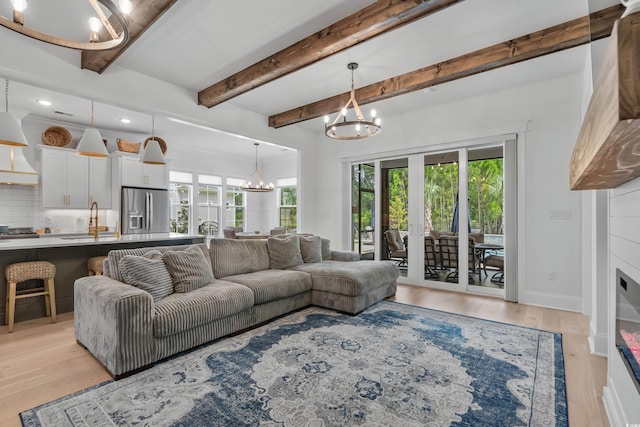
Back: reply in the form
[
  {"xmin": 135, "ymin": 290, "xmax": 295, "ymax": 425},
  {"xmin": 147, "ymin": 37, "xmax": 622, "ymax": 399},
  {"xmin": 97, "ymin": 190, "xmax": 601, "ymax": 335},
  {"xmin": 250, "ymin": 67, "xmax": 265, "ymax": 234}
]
[
  {"xmin": 299, "ymin": 235, "xmax": 322, "ymax": 263},
  {"xmin": 119, "ymin": 250, "xmax": 173, "ymax": 301},
  {"xmin": 321, "ymin": 238, "xmax": 332, "ymax": 260},
  {"xmin": 267, "ymin": 235, "xmax": 303, "ymax": 269},
  {"xmin": 163, "ymin": 245, "xmax": 215, "ymax": 293}
]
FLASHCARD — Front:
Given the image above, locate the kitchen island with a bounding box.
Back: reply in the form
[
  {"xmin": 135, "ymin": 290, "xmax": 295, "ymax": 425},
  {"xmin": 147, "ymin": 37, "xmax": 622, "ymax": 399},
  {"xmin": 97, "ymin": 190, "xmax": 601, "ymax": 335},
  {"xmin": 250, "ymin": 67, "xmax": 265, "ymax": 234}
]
[{"xmin": 0, "ymin": 233, "xmax": 206, "ymax": 326}]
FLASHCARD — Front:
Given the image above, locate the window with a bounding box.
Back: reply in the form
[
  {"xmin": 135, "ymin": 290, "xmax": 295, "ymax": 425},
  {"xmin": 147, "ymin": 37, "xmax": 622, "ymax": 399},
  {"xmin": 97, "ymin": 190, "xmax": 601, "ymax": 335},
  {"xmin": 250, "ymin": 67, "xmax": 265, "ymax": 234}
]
[
  {"xmin": 169, "ymin": 171, "xmax": 192, "ymax": 234},
  {"xmin": 278, "ymin": 178, "xmax": 297, "ymax": 233},
  {"xmin": 225, "ymin": 178, "xmax": 245, "ymax": 229},
  {"xmin": 197, "ymin": 174, "xmax": 222, "ymax": 237}
]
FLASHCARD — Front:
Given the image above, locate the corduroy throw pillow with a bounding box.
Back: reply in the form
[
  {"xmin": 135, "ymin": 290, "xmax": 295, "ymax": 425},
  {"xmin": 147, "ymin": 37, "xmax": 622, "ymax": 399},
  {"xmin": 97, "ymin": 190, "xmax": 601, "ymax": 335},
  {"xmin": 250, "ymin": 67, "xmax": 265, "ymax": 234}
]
[
  {"xmin": 299, "ymin": 235, "xmax": 322, "ymax": 263},
  {"xmin": 162, "ymin": 245, "xmax": 214, "ymax": 293},
  {"xmin": 119, "ymin": 250, "xmax": 173, "ymax": 301},
  {"xmin": 267, "ymin": 235, "xmax": 303, "ymax": 269}
]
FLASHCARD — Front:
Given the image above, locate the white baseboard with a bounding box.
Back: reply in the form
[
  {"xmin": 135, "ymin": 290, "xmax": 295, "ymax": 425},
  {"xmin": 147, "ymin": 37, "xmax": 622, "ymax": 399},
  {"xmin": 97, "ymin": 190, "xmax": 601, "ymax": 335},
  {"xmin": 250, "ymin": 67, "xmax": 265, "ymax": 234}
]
[
  {"xmin": 588, "ymin": 332, "xmax": 608, "ymax": 357},
  {"xmin": 520, "ymin": 290, "xmax": 581, "ymax": 312},
  {"xmin": 603, "ymin": 385, "xmax": 625, "ymax": 427}
]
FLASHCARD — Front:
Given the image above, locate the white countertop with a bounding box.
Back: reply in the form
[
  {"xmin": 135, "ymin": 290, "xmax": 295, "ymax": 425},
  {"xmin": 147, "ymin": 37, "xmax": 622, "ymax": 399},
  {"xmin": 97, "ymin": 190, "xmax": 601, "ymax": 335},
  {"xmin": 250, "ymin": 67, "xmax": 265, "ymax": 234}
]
[{"xmin": 0, "ymin": 233, "xmax": 204, "ymax": 251}]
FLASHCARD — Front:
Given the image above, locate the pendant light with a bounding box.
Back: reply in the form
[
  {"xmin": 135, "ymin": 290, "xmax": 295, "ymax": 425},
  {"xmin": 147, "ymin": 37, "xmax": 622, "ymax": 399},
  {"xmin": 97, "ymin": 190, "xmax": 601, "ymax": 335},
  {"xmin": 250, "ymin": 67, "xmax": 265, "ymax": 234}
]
[
  {"xmin": 76, "ymin": 100, "xmax": 108, "ymax": 157},
  {"xmin": 241, "ymin": 143, "xmax": 273, "ymax": 192},
  {"xmin": 0, "ymin": 79, "xmax": 29, "ymax": 147},
  {"xmin": 140, "ymin": 115, "xmax": 165, "ymax": 164},
  {"xmin": 323, "ymin": 63, "xmax": 381, "ymax": 140}
]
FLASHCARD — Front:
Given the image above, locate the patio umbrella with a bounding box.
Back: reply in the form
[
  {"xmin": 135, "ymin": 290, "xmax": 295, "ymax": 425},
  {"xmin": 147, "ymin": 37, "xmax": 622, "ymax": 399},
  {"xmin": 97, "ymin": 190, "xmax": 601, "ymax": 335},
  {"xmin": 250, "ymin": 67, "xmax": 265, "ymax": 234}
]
[{"xmin": 450, "ymin": 194, "xmax": 471, "ymax": 233}]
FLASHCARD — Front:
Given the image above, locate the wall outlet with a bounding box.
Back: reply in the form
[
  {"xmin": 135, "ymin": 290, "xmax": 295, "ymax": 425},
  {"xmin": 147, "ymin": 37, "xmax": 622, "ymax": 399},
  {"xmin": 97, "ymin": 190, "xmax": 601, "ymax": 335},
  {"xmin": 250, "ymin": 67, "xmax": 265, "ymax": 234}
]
[
  {"xmin": 45, "ymin": 216, "xmax": 53, "ymax": 225},
  {"xmin": 547, "ymin": 270, "xmax": 558, "ymax": 280}
]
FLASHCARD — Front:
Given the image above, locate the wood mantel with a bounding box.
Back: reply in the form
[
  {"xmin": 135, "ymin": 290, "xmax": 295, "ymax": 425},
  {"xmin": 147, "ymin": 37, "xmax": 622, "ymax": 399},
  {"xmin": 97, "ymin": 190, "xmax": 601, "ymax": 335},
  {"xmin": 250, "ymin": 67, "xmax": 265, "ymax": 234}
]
[{"xmin": 570, "ymin": 12, "xmax": 640, "ymax": 190}]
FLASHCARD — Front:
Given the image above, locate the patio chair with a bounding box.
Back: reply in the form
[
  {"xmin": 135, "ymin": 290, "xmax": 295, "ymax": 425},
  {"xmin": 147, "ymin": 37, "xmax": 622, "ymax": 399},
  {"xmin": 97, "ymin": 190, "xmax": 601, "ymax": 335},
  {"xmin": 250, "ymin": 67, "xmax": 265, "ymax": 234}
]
[
  {"xmin": 270, "ymin": 227, "xmax": 286, "ymax": 235},
  {"xmin": 198, "ymin": 220, "xmax": 218, "ymax": 236},
  {"xmin": 484, "ymin": 254, "xmax": 504, "ymax": 284},
  {"xmin": 384, "ymin": 229, "xmax": 407, "ymax": 268},
  {"xmin": 439, "ymin": 235, "xmax": 480, "ymax": 283},
  {"xmin": 223, "ymin": 228, "xmax": 237, "ymax": 239},
  {"xmin": 424, "ymin": 235, "xmax": 440, "ymax": 279}
]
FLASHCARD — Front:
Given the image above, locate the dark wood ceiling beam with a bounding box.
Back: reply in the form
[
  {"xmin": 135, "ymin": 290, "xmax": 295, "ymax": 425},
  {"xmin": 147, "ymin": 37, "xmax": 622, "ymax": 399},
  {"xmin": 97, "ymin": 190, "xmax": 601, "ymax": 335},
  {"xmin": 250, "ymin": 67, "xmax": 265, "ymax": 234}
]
[
  {"xmin": 269, "ymin": 4, "xmax": 624, "ymax": 129},
  {"xmin": 197, "ymin": 0, "xmax": 465, "ymax": 108},
  {"xmin": 81, "ymin": 0, "xmax": 178, "ymax": 74}
]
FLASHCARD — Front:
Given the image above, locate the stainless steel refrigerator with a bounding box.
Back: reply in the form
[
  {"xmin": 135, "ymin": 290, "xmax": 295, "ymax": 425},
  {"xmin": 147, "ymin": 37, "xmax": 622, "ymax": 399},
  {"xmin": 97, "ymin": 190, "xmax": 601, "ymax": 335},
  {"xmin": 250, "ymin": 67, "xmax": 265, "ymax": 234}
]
[{"xmin": 121, "ymin": 187, "xmax": 170, "ymax": 234}]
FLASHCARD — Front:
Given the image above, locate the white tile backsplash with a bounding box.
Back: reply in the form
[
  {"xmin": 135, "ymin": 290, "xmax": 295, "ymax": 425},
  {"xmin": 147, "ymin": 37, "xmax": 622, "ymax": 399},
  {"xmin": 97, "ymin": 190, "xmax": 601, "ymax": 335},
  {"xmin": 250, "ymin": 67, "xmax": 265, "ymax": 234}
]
[{"xmin": 0, "ymin": 185, "xmax": 114, "ymax": 232}]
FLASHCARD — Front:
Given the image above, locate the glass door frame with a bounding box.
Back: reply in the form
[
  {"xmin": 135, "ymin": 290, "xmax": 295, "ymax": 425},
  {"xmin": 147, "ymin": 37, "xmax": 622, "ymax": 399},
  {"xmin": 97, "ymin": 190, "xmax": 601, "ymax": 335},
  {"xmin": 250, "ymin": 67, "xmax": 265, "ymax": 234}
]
[
  {"xmin": 412, "ymin": 141, "xmax": 515, "ymax": 298},
  {"xmin": 347, "ymin": 136, "xmax": 517, "ymax": 299}
]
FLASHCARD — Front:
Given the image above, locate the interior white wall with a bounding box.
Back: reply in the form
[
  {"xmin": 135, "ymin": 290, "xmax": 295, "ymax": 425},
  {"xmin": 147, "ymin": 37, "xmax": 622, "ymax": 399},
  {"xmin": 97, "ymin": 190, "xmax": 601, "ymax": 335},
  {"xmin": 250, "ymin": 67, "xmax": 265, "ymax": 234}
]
[
  {"xmin": 580, "ymin": 36, "xmax": 610, "ymax": 356},
  {"xmin": 297, "ymin": 69, "xmax": 585, "ymax": 312}
]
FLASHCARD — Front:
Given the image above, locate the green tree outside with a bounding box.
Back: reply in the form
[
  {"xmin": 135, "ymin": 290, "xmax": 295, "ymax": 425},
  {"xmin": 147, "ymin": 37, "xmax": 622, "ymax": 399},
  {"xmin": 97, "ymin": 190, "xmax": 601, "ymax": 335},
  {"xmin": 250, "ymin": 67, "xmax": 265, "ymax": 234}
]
[{"xmin": 386, "ymin": 159, "xmax": 503, "ymax": 234}]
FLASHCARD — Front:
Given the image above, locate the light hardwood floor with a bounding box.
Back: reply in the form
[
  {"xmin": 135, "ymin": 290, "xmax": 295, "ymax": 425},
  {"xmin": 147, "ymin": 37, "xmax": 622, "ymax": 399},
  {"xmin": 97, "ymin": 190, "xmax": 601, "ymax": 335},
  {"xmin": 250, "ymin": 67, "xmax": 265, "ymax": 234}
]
[{"xmin": 0, "ymin": 284, "xmax": 608, "ymax": 426}]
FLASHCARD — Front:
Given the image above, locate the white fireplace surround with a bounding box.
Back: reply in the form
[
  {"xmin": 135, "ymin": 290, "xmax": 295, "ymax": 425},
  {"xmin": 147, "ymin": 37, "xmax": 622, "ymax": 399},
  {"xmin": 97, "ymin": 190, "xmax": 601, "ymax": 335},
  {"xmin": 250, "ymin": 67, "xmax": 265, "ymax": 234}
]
[{"xmin": 603, "ymin": 178, "xmax": 640, "ymax": 425}]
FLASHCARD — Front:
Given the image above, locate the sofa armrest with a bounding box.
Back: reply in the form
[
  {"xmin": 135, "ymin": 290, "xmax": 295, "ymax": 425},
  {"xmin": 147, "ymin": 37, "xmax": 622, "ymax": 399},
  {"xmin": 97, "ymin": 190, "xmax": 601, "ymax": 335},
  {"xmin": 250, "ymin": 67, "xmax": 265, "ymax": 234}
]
[
  {"xmin": 331, "ymin": 250, "xmax": 361, "ymax": 262},
  {"xmin": 74, "ymin": 276, "xmax": 155, "ymax": 376}
]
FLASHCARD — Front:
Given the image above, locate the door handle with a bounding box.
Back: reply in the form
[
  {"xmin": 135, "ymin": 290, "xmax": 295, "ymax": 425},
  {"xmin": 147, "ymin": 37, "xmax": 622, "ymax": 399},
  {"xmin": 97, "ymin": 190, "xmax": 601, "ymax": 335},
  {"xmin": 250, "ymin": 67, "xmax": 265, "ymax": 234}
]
[{"xmin": 148, "ymin": 193, "xmax": 153, "ymax": 231}]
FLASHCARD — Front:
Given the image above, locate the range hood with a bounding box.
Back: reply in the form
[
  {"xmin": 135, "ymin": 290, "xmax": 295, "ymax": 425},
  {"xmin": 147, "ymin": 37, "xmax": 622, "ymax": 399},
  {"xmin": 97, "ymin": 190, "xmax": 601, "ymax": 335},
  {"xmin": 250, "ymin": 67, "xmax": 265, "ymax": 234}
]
[{"xmin": 0, "ymin": 145, "xmax": 38, "ymax": 185}]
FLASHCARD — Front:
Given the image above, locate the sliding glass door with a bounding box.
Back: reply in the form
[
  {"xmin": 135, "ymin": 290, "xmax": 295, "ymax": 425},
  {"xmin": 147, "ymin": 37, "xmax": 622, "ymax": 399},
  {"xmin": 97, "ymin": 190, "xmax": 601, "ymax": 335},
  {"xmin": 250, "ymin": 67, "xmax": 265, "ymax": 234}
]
[
  {"xmin": 380, "ymin": 158, "xmax": 409, "ymax": 277},
  {"xmin": 351, "ymin": 163, "xmax": 375, "ymax": 260},
  {"xmin": 357, "ymin": 138, "xmax": 514, "ymax": 298}
]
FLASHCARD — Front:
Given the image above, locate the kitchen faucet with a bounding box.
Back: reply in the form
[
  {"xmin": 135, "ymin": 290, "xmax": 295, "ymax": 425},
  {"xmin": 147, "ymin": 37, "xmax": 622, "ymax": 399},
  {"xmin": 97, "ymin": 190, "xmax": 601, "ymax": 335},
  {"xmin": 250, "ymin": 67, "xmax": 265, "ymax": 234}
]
[{"xmin": 89, "ymin": 201, "xmax": 99, "ymax": 239}]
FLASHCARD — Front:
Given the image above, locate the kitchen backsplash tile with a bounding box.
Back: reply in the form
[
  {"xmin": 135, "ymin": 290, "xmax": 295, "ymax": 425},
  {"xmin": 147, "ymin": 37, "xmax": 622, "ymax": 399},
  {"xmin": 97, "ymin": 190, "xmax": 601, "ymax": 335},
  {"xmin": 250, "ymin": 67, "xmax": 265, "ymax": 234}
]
[{"xmin": 0, "ymin": 185, "xmax": 115, "ymax": 232}]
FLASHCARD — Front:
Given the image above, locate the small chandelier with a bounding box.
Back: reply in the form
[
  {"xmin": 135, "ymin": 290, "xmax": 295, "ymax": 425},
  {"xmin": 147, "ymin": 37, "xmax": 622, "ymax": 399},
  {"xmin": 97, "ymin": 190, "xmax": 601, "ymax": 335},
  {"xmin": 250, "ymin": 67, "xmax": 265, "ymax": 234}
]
[
  {"xmin": 242, "ymin": 143, "xmax": 273, "ymax": 193},
  {"xmin": 0, "ymin": 0, "xmax": 131, "ymax": 51},
  {"xmin": 324, "ymin": 63, "xmax": 381, "ymax": 140}
]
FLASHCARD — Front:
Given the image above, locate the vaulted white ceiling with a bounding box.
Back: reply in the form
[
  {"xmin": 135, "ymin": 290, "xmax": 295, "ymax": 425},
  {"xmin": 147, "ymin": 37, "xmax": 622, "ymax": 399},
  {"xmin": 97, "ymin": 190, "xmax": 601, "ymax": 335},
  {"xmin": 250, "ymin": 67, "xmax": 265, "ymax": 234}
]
[{"xmin": 0, "ymin": 0, "xmax": 620, "ymax": 158}]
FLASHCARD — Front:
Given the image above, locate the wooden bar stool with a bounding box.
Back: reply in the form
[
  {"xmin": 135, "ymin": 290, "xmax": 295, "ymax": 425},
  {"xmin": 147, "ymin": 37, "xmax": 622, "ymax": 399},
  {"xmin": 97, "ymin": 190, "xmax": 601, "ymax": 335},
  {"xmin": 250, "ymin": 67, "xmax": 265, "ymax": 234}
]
[
  {"xmin": 88, "ymin": 256, "xmax": 107, "ymax": 276},
  {"xmin": 5, "ymin": 261, "xmax": 57, "ymax": 333}
]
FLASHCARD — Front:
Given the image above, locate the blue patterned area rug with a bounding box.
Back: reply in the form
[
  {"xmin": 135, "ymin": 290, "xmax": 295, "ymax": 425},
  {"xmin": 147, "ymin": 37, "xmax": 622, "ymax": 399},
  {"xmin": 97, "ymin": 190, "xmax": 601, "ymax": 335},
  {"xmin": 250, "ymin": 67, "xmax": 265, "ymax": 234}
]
[{"xmin": 21, "ymin": 301, "xmax": 567, "ymax": 426}]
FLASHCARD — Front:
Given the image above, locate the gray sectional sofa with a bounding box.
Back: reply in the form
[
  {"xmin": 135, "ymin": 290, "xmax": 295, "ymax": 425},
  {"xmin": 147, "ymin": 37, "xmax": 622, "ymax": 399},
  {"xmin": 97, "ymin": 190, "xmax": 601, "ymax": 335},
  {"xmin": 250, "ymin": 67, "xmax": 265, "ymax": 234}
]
[{"xmin": 74, "ymin": 235, "xmax": 398, "ymax": 376}]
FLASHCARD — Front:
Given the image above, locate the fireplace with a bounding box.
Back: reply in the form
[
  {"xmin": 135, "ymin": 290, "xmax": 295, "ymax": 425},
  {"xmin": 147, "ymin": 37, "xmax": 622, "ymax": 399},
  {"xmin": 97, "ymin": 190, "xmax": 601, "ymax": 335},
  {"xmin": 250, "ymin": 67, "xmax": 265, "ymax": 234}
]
[{"xmin": 616, "ymin": 268, "xmax": 640, "ymax": 394}]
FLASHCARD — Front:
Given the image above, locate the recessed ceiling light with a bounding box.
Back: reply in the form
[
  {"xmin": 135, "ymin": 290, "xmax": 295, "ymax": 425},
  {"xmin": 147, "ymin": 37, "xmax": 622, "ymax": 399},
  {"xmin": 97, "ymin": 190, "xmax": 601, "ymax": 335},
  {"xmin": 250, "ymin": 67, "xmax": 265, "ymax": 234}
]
[
  {"xmin": 37, "ymin": 99, "xmax": 52, "ymax": 106},
  {"xmin": 120, "ymin": 118, "xmax": 131, "ymax": 124}
]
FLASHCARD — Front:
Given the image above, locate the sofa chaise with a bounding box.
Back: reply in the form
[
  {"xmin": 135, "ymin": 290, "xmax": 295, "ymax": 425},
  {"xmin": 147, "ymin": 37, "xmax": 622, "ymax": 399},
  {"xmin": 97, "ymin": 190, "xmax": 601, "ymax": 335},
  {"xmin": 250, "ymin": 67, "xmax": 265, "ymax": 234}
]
[{"xmin": 74, "ymin": 235, "xmax": 398, "ymax": 376}]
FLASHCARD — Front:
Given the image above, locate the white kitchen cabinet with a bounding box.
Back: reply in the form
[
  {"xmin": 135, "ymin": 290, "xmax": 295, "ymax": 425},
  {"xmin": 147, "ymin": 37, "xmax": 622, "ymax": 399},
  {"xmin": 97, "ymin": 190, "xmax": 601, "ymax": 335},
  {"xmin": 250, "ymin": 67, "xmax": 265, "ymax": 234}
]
[
  {"xmin": 41, "ymin": 147, "xmax": 89, "ymax": 208},
  {"xmin": 120, "ymin": 154, "xmax": 168, "ymax": 189},
  {"xmin": 89, "ymin": 157, "xmax": 112, "ymax": 209},
  {"xmin": 111, "ymin": 152, "xmax": 169, "ymax": 214}
]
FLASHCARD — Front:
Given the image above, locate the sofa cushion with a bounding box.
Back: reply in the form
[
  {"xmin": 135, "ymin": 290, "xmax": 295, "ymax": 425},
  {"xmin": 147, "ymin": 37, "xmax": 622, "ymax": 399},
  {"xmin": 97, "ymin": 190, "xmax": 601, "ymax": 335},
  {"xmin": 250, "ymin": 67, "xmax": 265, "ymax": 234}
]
[
  {"xmin": 153, "ymin": 280, "xmax": 254, "ymax": 338},
  {"xmin": 267, "ymin": 235, "xmax": 303, "ymax": 269},
  {"xmin": 119, "ymin": 250, "xmax": 173, "ymax": 301},
  {"xmin": 223, "ymin": 269, "xmax": 312, "ymax": 305},
  {"xmin": 209, "ymin": 238, "xmax": 270, "ymax": 278},
  {"xmin": 106, "ymin": 244, "xmax": 211, "ymax": 283},
  {"xmin": 321, "ymin": 238, "xmax": 331, "ymax": 260},
  {"xmin": 299, "ymin": 235, "xmax": 322, "ymax": 263},
  {"xmin": 291, "ymin": 260, "xmax": 399, "ymax": 296},
  {"xmin": 162, "ymin": 246, "xmax": 214, "ymax": 293}
]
